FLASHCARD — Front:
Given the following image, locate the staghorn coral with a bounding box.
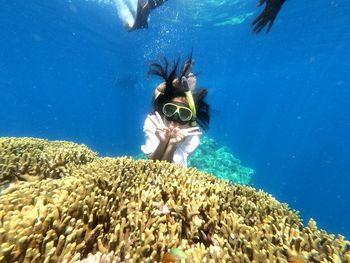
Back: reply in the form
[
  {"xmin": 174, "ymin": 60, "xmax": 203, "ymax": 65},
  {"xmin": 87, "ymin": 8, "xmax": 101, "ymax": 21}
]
[
  {"xmin": 0, "ymin": 137, "xmax": 97, "ymax": 193},
  {"xmin": 0, "ymin": 138, "xmax": 349, "ymax": 262}
]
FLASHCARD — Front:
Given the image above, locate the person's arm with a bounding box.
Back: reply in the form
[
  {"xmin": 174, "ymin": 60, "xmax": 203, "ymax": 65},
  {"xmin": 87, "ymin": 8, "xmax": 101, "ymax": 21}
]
[
  {"xmin": 161, "ymin": 142, "xmax": 177, "ymax": 162},
  {"xmin": 128, "ymin": 0, "xmax": 169, "ymax": 32},
  {"xmin": 252, "ymin": 0, "xmax": 286, "ymax": 34},
  {"xmin": 148, "ymin": 0, "xmax": 169, "ymax": 10},
  {"xmin": 144, "ymin": 112, "xmax": 171, "ymax": 161},
  {"xmin": 147, "ymin": 141, "xmax": 168, "ymax": 161}
]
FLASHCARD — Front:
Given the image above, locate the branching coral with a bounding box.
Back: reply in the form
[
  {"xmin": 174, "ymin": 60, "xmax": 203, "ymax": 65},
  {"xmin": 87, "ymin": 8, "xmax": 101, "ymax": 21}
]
[
  {"xmin": 0, "ymin": 137, "xmax": 97, "ymax": 193},
  {"xmin": 0, "ymin": 138, "xmax": 349, "ymax": 262},
  {"xmin": 136, "ymin": 136, "xmax": 254, "ymax": 185}
]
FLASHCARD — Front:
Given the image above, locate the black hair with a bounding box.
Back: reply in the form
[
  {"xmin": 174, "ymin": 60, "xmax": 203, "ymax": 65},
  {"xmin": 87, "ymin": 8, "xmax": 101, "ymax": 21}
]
[{"xmin": 148, "ymin": 55, "xmax": 210, "ymax": 130}]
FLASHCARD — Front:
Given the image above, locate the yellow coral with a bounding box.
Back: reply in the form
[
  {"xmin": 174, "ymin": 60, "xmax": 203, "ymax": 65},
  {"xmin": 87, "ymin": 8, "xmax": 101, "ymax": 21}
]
[
  {"xmin": 0, "ymin": 137, "xmax": 97, "ymax": 192},
  {"xmin": 0, "ymin": 137, "xmax": 349, "ymax": 262}
]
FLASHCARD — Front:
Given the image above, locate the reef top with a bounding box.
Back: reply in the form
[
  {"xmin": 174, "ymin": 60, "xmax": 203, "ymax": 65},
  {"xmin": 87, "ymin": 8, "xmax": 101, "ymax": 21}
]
[{"xmin": 0, "ymin": 137, "xmax": 349, "ymax": 262}]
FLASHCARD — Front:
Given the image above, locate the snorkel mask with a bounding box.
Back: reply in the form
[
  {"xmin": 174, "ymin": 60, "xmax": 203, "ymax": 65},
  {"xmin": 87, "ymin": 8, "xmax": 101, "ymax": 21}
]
[{"xmin": 163, "ymin": 102, "xmax": 193, "ymax": 124}]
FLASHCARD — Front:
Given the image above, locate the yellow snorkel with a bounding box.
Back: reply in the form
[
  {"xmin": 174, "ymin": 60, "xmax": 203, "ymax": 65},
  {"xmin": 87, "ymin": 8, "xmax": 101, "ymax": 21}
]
[{"xmin": 181, "ymin": 76, "xmax": 197, "ymax": 127}]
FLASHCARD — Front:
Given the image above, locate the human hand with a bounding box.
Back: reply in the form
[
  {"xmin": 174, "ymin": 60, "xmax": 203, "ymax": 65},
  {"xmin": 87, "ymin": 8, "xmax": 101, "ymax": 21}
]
[
  {"xmin": 149, "ymin": 111, "xmax": 171, "ymax": 144},
  {"xmin": 252, "ymin": 0, "xmax": 286, "ymax": 34},
  {"xmin": 168, "ymin": 127, "xmax": 202, "ymax": 146}
]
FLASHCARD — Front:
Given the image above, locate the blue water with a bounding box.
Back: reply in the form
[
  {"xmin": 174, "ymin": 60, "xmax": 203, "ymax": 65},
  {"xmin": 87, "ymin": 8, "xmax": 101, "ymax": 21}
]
[{"xmin": 1, "ymin": 0, "xmax": 349, "ymax": 238}]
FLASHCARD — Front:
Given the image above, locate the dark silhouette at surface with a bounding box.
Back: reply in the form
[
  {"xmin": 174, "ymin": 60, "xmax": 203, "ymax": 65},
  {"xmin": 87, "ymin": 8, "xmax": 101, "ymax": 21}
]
[
  {"xmin": 252, "ymin": 0, "xmax": 287, "ymax": 33},
  {"xmin": 128, "ymin": 0, "xmax": 168, "ymax": 31},
  {"xmin": 127, "ymin": 0, "xmax": 287, "ymax": 33}
]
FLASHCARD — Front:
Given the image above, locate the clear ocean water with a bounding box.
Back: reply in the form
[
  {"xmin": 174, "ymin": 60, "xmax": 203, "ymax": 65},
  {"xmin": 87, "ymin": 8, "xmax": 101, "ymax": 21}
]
[{"xmin": 1, "ymin": 0, "xmax": 349, "ymax": 239}]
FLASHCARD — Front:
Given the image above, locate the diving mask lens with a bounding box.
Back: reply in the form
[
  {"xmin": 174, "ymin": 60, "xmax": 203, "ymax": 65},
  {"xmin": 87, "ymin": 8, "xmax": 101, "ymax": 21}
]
[
  {"xmin": 178, "ymin": 107, "xmax": 192, "ymax": 121},
  {"xmin": 163, "ymin": 103, "xmax": 177, "ymax": 117},
  {"xmin": 163, "ymin": 103, "xmax": 192, "ymax": 122}
]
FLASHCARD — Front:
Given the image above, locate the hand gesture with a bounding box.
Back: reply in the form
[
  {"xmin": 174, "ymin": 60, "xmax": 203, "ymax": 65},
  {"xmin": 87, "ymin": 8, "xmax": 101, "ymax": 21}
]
[
  {"xmin": 169, "ymin": 127, "xmax": 202, "ymax": 146},
  {"xmin": 252, "ymin": 0, "xmax": 286, "ymax": 34},
  {"xmin": 148, "ymin": 111, "xmax": 171, "ymax": 144}
]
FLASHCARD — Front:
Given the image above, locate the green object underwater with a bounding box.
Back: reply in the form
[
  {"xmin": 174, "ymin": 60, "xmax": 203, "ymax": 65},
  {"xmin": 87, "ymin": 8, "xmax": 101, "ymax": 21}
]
[{"xmin": 169, "ymin": 247, "xmax": 189, "ymax": 259}]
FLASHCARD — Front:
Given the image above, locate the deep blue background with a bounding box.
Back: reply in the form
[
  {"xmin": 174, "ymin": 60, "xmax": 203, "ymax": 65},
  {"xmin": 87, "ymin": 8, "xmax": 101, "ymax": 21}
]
[{"xmin": 0, "ymin": 0, "xmax": 349, "ymax": 237}]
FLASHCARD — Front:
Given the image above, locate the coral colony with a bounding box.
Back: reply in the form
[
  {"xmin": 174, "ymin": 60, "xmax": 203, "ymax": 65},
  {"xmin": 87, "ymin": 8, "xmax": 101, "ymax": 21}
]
[
  {"xmin": 0, "ymin": 137, "xmax": 349, "ymax": 262},
  {"xmin": 188, "ymin": 136, "xmax": 254, "ymax": 185}
]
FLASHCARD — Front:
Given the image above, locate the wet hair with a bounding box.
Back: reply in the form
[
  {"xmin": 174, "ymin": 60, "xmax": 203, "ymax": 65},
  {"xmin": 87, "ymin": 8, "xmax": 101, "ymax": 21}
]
[{"xmin": 148, "ymin": 55, "xmax": 210, "ymax": 130}]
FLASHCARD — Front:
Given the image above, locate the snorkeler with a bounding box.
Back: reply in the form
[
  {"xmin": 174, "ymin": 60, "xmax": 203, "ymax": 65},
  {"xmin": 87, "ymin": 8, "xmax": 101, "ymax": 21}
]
[
  {"xmin": 117, "ymin": 0, "xmax": 286, "ymax": 33},
  {"xmin": 252, "ymin": 0, "xmax": 287, "ymax": 33},
  {"xmin": 141, "ymin": 56, "xmax": 210, "ymax": 166},
  {"xmin": 116, "ymin": 0, "xmax": 169, "ymax": 31}
]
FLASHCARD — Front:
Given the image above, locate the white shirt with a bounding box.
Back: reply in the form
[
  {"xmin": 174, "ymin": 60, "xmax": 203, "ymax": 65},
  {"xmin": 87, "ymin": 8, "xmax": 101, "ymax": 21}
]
[{"xmin": 141, "ymin": 114, "xmax": 200, "ymax": 167}]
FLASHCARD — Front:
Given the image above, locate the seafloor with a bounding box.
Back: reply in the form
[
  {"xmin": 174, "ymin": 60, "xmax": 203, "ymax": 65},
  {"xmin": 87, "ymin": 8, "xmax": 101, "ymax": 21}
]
[{"xmin": 0, "ymin": 137, "xmax": 349, "ymax": 262}]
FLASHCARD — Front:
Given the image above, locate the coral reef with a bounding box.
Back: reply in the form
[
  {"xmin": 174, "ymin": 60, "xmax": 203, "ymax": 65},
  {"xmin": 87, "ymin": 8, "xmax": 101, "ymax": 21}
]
[
  {"xmin": 188, "ymin": 136, "xmax": 254, "ymax": 185},
  {"xmin": 0, "ymin": 137, "xmax": 349, "ymax": 262},
  {"xmin": 136, "ymin": 136, "xmax": 254, "ymax": 185},
  {"xmin": 0, "ymin": 137, "xmax": 97, "ymax": 193}
]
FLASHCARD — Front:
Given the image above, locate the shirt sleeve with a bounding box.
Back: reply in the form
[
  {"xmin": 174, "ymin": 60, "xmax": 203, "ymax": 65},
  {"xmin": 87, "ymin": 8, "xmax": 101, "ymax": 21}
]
[
  {"xmin": 141, "ymin": 115, "xmax": 160, "ymax": 155},
  {"xmin": 173, "ymin": 134, "xmax": 200, "ymax": 167},
  {"xmin": 180, "ymin": 134, "xmax": 200, "ymax": 156}
]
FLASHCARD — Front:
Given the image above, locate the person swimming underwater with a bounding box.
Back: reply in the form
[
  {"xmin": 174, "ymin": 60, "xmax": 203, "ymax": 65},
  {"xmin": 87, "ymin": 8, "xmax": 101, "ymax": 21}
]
[
  {"xmin": 116, "ymin": 0, "xmax": 168, "ymax": 32},
  {"xmin": 117, "ymin": 0, "xmax": 286, "ymax": 33},
  {"xmin": 252, "ymin": 0, "xmax": 287, "ymax": 33}
]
